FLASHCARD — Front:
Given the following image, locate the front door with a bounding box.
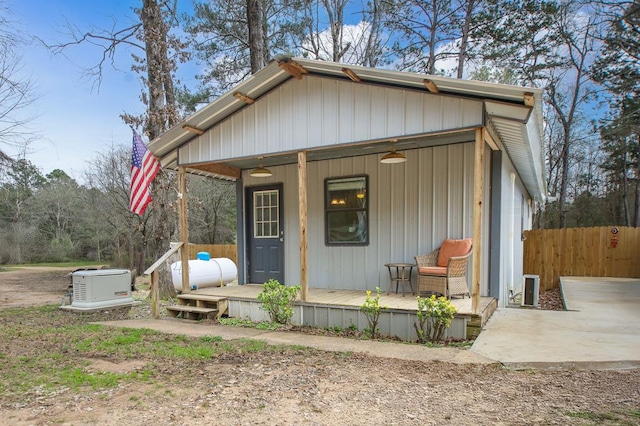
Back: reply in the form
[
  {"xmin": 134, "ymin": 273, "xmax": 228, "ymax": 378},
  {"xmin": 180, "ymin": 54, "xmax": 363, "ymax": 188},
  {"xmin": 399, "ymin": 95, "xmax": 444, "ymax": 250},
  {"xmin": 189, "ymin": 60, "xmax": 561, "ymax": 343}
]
[{"xmin": 246, "ymin": 184, "xmax": 284, "ymax": 284}]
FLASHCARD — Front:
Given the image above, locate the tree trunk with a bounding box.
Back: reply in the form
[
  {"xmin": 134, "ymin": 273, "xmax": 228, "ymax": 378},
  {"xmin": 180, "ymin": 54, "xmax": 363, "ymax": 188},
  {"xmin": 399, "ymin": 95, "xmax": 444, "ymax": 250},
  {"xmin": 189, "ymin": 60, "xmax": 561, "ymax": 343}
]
[
  {"xmin": 139, "ymin": 0, "xmax": 177, "ymax": 299},
  {"xmin": 247, "ymin": 0, "xmax": 265, "ymax": 74},
  {"xmin": 457, "ymin": 0, "xmax": 476, "ymax": 79},
  {"xmin": 363, "ymin": 0, "xmax": 381, "ymax": 67},
  {"xmin": 321, "ymin": 0, "xmax": 348, "ymax": 62},
  {"xmin": 634, "ymin": 177, "xmax": 639, "ymax": 227},
  {"xmin": 140, "ymin": 0, "xmax": 165, "ymax": 140},
  {"xmin": 427, "ymin": 0, "xmax": 438, "ymax": 74},
  {"xmin": 635, "ymin": 130, "xmax": 640, "ymax": 227},
  {"xmin": 621, "ymin": 146, "xmax": 631, "ymax": 226},
  {"xmin": 558, "ymin": 127, "xmax": 570, "ymax": 228}
]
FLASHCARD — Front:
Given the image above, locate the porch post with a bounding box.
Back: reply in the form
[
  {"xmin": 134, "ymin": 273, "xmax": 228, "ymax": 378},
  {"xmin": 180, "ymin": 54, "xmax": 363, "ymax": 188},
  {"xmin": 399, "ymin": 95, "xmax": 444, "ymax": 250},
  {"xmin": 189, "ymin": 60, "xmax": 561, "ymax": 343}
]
[
  {"xmin": 298, "ymin": 151, "xmax": 308, "ymax": 302},
  {"xmin": 179, "ymin": 166, "xmax": 190, "ymax": 293},
  {"xmin": 472, "ymin": 128, "xmax": 484, "ymax": 314},
  {"xmin": 151, "ymin": 270, "xmax": 159, "ymax": 318}
]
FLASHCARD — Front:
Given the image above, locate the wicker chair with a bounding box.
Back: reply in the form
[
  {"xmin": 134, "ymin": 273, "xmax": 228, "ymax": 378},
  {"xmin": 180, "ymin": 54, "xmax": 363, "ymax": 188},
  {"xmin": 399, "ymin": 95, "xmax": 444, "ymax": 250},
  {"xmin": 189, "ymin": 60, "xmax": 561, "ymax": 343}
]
[{"xmin": 415, "ymin": 239, "xmax": 472, "ymax": 298}]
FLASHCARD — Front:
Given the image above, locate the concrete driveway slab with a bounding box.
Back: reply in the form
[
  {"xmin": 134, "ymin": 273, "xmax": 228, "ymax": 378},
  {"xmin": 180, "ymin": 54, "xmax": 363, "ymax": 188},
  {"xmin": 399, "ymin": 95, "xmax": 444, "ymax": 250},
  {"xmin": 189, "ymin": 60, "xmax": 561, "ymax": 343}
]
[{"xmin": 471, "ymin": 277, "xmax": 640, "ymax": 370}]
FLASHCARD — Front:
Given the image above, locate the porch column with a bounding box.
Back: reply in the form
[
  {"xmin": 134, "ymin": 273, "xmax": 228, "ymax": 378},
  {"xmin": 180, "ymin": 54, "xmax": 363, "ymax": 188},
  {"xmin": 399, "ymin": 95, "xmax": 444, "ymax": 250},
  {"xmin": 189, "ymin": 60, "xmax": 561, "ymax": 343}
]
[
  {"xmin": 179, "ymin": 166, "xmax": 190, "ymax": 293},
  {"xmin": 472, "ymin": 128, "xmax": 484, "ymax": 314},
  {"xmin": 298, "ymin": 151, "xmax": 308, "ymax": 302}
]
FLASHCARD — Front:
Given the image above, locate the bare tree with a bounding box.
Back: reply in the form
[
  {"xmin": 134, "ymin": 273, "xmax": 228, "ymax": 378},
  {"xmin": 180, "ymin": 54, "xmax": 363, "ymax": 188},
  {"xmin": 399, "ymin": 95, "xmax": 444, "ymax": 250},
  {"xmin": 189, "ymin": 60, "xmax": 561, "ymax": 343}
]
[
  {"xmin": 474, "ymin": 0, "xmax": 601, "ymax": 228},
  {"xmin": 0, "ymin": 159, "xmax": 45, "ymax": 263},
  {"xmin": 82, "ymin": 146, "xmax": 133, "ymax": 263},
  {"xmin": 456, "ymin": 0, "xmax": 482, "ymax": 78},
  {"xmin": 302, "ymin": 0, "xmax": 351, "ymax": 61},
  {"xmin": 0, "ymin": 2, "xmax": 36, "ymax": 163},
  {"xmin": 379, "ymin": 0, "xmax": 487, "ymax": 76},
  {"xmin": 546, "ymin": 5, "xmax": 599, "ymax": 228},
  {"xmin": 362, "ymin": 0, "xmax": 384, "ymax": 67},
  {"xmin": 382, "ymin": 0, "xmax": 457, "ymax": 74},
  {"xmin": 188, "ymin": 176, "xmax": 236, "ymax": 244},
  {"xmin": 46, "ymin": 0, "xmax": 185, "ymax": 297}
]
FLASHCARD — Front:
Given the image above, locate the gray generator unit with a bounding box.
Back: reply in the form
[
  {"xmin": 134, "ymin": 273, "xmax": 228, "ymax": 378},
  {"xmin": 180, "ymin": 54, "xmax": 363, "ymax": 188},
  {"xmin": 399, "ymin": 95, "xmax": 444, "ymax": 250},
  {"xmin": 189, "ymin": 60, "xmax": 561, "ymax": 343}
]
[{"xmin": 62, "ymin": 269, "xmax": 135, "ymax": 311}]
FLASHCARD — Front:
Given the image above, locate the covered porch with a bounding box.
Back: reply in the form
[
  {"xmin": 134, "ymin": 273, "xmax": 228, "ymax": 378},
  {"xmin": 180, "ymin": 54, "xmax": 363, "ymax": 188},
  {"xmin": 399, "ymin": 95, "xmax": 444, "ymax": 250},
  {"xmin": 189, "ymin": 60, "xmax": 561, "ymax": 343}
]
[{"xmin": 189, "ymin": 284, "xmax": 498, "ymax": 341}]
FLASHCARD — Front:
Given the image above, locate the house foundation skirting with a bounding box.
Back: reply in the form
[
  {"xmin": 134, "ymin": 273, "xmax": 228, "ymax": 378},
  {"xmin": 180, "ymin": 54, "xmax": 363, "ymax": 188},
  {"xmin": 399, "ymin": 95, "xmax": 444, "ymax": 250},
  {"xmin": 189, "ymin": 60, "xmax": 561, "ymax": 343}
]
[{"xmin": 229, "ymin": 299, "xmax": 469, "ymax": 341}]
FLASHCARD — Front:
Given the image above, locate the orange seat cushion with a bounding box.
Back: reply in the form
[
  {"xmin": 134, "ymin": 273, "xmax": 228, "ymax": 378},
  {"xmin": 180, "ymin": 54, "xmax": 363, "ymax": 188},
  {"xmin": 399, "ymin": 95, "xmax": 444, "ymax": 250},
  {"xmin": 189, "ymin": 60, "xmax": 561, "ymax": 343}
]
[
  {"xmin": 418, "ymin": 266, "xmax": 447, "ymax": 276},
  {"xmin": 436, "ymin": 238, "xmax": 472, "ymax": 267}
]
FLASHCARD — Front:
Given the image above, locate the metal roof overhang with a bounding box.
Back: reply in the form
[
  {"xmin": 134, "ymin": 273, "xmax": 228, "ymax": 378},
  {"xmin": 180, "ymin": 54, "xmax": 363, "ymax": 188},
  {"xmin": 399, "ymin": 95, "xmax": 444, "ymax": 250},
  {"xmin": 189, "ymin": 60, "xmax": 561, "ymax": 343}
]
[{"xmin": 149, "ymin": 57, "xmax": 546, "ymax": 201}]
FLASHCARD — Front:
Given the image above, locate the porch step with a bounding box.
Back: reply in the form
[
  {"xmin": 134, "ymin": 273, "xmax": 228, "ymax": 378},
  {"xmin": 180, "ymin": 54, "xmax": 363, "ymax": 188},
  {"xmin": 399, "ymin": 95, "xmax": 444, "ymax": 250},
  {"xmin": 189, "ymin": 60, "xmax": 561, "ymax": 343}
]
[
  {"xmin": 166, "ymin": 305, "xmax": 218, "ymax": 320},
  {"xmin": 177, "ymin": 294, "xmax": 227, "ymax": 303},
  {"xmin": 168, "ymin": 293, "xmax": 228, "ymax": 320}
]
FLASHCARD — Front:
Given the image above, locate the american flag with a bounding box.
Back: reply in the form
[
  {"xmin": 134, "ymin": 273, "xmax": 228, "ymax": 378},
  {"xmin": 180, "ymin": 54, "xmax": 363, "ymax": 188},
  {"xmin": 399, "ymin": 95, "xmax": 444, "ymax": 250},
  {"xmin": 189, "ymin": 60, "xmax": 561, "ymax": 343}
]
[{"xmin": 129, "ymin": 130, "xmax": 160, "ymax": 216}]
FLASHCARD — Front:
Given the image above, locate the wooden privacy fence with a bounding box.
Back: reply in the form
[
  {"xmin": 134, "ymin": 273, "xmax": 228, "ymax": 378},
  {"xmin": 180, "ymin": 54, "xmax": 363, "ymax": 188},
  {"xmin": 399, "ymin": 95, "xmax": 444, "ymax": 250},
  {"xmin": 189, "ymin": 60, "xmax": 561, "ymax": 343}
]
[
  {"xmin": 523, "ymin": 226, "xmax": 640, "ymax": 292},
  {"xmin": 188, "ymin": 244, "xmax": 238, "ymax": 265}
]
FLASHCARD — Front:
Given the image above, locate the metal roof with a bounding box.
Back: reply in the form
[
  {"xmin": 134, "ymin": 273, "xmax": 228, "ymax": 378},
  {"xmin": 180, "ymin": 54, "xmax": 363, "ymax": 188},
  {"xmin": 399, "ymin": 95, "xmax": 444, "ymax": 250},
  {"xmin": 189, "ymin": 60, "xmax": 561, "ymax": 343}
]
[{"xmin": 148, "ymin": 57, "xmax": 546, "ymax": 201}]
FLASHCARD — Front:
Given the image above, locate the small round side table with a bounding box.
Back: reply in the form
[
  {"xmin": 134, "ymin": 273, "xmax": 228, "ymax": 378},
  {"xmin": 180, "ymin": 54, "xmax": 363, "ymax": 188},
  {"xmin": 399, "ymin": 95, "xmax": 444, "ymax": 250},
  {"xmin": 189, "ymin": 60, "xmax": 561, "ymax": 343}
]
[{"xmin": 384, "ymin": 263, "xmax": 415, "ymax": 296}]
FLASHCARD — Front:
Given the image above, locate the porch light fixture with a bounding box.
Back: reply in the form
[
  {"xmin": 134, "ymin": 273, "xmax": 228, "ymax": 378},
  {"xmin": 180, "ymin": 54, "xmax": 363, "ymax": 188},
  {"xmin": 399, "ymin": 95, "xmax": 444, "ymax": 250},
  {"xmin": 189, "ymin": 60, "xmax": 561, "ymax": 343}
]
[
  {"xmin": 250, "ymin": 157, "xmax": 272, "ymax": 177},
  {"xmin": 380, "ymin": 141, "xmax": 407, "ymax": 164}
]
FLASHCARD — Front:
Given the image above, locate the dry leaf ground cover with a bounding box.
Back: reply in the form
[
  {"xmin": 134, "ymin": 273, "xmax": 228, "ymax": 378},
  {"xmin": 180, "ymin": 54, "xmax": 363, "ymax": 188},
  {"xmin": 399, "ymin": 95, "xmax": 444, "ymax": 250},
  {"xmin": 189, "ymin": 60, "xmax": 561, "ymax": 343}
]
[{"xmin": 0, "ymin": 266, "xmax": 638, "ymax": 425}]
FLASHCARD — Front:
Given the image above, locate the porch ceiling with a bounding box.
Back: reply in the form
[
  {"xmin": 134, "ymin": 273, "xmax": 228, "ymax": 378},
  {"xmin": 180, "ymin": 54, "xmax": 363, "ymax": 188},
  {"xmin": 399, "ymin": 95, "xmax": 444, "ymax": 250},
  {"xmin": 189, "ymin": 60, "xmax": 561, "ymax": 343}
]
[{"xmin": 189, "ymin": 128, "xmax": 477, "ymax": 172}]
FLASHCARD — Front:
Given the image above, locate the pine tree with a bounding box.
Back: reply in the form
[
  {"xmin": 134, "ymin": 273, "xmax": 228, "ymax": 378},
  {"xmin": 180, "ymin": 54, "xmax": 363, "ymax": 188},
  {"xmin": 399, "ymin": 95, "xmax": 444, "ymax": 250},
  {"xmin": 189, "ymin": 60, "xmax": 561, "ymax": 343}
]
[{"xmin": 592, "ymin": 1, "xmax": 640, "ymax": 226}]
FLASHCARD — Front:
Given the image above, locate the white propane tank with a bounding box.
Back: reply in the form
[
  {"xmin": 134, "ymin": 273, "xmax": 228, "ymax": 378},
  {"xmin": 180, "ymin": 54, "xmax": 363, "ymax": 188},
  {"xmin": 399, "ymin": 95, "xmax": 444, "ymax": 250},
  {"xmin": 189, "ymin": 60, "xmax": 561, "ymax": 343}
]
[{"xmin": 171, "ymin": 252, "xmax": 237, "ymax": 291}]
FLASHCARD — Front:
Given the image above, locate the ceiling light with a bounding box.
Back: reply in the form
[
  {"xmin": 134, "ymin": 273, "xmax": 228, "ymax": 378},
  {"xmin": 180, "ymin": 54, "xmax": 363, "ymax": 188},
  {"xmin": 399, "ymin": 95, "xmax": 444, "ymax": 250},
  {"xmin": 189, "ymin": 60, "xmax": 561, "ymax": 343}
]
[
  {"xmin": 250, "ymin": 157, "xmax": 272, "ymax": 177},
  {"xmin": 380, "ymin": 143, "xmax": 407, "ymax": 164}
]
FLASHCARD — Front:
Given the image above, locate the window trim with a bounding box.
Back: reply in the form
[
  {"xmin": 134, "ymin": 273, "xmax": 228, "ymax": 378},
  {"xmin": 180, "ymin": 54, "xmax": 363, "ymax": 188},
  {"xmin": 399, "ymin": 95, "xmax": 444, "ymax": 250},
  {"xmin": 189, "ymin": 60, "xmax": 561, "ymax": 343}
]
[{"xmin": 324, "ymin": 174, "xmax": 369, "ymax": 246}]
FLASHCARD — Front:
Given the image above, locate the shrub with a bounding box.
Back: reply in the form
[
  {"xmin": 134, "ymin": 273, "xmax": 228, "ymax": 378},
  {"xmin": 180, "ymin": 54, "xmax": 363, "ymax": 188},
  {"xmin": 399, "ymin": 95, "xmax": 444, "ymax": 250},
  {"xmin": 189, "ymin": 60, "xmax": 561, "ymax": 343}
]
[
  {"xmin": 414, "ymin": 295, "xmax": 458, "ymax": 343},
  {"xmin": 257, "ymin": 279, "xmax": 300, "ymax": 324},
  {"xmin": 360, "ymin": 287, "xmax": 387, "ymax": 339}
]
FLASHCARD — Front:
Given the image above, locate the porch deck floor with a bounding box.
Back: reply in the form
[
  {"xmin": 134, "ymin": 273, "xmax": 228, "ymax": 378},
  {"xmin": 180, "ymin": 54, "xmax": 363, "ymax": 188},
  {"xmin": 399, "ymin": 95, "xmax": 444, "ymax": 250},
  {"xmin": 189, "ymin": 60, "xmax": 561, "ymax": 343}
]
[{"xmin": 191, "ymin": 284, "xmax": 496, "ymax": 319}]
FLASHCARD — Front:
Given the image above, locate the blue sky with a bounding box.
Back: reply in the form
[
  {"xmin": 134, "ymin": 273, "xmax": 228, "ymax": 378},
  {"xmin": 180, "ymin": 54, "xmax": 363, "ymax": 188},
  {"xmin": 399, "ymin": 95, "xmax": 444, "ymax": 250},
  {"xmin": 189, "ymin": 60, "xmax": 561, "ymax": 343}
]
[{"xmin": 7, "ymin": 0, "xmax": 195, "ymax": 181}]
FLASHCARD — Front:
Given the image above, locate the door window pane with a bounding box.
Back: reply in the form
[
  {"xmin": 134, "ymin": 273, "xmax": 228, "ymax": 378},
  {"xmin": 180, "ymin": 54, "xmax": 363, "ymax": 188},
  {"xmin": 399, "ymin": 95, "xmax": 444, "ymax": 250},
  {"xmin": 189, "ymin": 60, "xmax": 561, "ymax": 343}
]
[{"xmin": 254, "ymin": 190, "xmax": 279, "ymax": 238}]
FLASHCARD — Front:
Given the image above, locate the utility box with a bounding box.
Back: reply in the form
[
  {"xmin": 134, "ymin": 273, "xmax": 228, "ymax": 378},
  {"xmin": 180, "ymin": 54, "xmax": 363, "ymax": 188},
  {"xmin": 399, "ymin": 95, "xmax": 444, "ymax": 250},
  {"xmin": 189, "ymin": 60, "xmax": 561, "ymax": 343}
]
[
  {"xmin": 521, "ymin": 274, "xmax": 540, "ymax": 307},
  {"xmin": 61, "ymin": 269, "xmax": 136, "ymax": 312}
]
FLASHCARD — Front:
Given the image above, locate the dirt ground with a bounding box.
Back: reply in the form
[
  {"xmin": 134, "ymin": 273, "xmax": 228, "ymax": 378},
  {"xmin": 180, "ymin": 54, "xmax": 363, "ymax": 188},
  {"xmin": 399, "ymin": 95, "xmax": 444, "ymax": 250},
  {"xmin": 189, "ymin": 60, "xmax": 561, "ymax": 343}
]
[{"xmin": 0, "ymin": 267, "xmax": 639, "ymax": 425}]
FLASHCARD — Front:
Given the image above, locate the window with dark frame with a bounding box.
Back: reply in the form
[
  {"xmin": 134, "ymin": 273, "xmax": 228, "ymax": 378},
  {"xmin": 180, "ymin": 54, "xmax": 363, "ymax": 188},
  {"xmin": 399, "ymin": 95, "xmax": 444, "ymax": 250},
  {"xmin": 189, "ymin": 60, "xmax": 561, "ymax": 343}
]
[{"xmin": 325, "ymin": 175, "xmax": 369, "ymax": 245}]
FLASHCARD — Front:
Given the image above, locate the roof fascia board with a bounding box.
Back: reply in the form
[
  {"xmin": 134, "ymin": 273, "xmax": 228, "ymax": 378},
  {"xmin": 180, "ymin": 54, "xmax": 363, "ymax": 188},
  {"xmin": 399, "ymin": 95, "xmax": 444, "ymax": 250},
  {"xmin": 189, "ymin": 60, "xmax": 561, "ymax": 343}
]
[{"xmin": 293, "ymin": 57, "xmax": 543, "ymax": 103}]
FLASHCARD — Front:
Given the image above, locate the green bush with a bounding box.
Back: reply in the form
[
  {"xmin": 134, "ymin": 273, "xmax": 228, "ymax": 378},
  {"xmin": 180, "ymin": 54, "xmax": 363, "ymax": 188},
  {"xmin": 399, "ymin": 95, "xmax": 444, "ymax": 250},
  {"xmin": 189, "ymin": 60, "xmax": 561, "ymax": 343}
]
[
  {"xmin": 257, "ymin": 279, "xmax": 300, "ymax": 324},
  {"xmin": 414, "ymin": 295, "xmax": 458, "ymax": 343},
  {"xmin": 360, "ymin": 287, "xmax": 387, "ymax": 339}
]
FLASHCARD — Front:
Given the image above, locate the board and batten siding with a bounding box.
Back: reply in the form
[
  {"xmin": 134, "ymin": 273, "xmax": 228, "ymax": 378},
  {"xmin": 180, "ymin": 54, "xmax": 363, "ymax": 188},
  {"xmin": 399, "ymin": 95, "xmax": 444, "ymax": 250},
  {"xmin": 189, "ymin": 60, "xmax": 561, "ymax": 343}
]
[
  {"xmin": 178, "ymin": 76, "xmax": 484, "ymax": 164},
  {"xmin": 243, "ymin": 142, "xmax": 483, "ymax": 293}
]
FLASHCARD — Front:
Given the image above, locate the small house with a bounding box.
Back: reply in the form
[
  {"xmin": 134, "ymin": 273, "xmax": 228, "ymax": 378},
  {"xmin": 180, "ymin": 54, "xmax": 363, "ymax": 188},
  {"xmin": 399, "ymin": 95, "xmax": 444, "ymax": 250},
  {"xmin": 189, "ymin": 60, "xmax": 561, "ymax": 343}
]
[{"xmin": 148, "ymin": 57, "xmax": 546, "ymax": 339}]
